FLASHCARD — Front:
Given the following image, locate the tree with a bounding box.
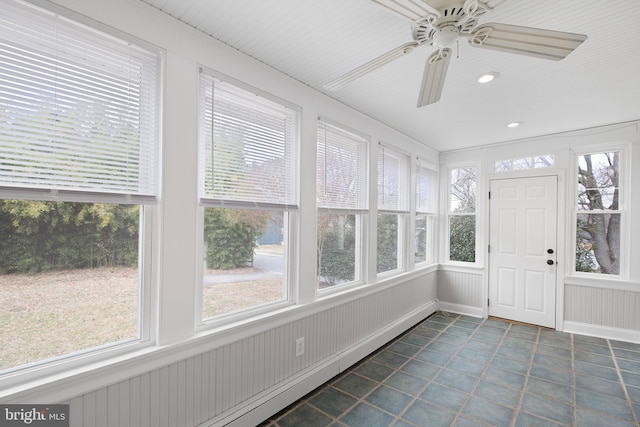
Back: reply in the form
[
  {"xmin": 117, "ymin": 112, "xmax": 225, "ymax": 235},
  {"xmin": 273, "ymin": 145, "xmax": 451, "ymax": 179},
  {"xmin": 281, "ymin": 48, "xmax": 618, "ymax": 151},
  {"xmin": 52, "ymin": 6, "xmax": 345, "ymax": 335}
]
[
  {"xmin": 577, "ymin": 152, "xmax": 620, "ymax": 274},
  {"xmin": 204, "ymin": 208, "xmax": 271, "ymax": 270},
  {"xmin": 449, "ymin": 168, "xmax": 476, "ymax": 262}
]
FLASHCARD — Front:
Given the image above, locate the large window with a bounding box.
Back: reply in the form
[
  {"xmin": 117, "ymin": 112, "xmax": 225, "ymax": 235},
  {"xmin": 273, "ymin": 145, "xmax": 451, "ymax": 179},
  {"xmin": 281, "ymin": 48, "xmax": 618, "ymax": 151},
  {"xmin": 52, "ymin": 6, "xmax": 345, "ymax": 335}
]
[
  {"xmin": 448, "ymin": 167, "xmax": 477, "ymax": 263},
  {"xmin": 0, "ymin": 0, "xmax": 160, "ymax": 372},
  {"xmin": 377, "ymin": 144, "xmax": 410, "ymax": 274},
  {"xmin": 199, "ymin": 70, "xmax": 299, "ymax": 319},
  {"xmin": 575, "ymin": 150, "xmax": 624, "ymax": 275},
  {"xmin": 415, "ymin": 160, "xmax": 438, "ymax": 265},
  {"xmin": 316, "ymin": 119, "xmax": 368, "ymax": 289}
]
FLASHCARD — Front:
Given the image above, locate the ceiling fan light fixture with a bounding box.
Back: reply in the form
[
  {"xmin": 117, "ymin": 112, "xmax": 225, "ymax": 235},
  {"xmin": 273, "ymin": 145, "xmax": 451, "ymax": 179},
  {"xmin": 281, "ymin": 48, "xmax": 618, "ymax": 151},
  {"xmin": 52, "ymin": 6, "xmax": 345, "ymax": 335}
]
[
  {"xmin": 477, "ymin": 72, "xmax": 500, "ymax": 83},
  {"xmin": 506, "ymin": 121, "xmax": 522, "ymax": 128}
]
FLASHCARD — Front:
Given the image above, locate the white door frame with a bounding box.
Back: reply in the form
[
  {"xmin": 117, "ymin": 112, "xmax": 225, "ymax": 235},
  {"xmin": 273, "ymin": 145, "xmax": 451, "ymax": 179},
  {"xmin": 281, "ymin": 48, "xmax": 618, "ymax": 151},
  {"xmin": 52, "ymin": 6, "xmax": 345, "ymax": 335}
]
[{"xmin": 483, "ymin": 170, "xmax": 566, "ymax": 330}]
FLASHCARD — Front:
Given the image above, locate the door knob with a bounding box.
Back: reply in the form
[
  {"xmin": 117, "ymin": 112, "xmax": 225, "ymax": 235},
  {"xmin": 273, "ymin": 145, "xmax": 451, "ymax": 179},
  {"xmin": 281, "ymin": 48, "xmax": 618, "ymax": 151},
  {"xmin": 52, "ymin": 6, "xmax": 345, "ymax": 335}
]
[{"xmin": 546, "ymin": 259, "xmax": 554, "ymax": 265}]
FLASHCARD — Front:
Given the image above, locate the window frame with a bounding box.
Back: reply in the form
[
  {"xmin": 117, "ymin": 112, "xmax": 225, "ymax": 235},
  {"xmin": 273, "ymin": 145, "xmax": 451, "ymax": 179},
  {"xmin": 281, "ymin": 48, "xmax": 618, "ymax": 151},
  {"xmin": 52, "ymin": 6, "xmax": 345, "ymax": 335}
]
[
  {"xmin": 0, "ymin": 0, "xmax": 160, "ymax": 384},
  {"xmin": 316, "ymin": 117, "xmax": 369, "ymax": 292},
  {"xmin": 570, "ymin": 143, "xmax": 630, "ymax": 279},
  {"xmin": 445, "ymin": 165, "xmax": 479, "ymax": 265},
  {"xmin": 196, "ymin": 67, "xmax": 300, "ymax": 326},
  {"xmin": 376, "ymin": 143, "xmax": 410, "ymax": 277},
  {"xmin": 415, "ymin": 159, "xmax": 438, "ymax": 267}
]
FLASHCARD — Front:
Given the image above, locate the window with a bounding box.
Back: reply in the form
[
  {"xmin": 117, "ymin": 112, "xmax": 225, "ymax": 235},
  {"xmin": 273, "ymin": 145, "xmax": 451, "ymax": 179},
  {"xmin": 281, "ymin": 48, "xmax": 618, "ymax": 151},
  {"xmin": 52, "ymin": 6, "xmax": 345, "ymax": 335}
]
[
  {"xmin": 0, "ymin": 0, "xmax": 160, "ymax": 372},
  {"xmin": 448, "ymin": 167, "xmax": 477, "ymax": 263},
  {"xmin": 494, "ymin": 154, "xmax": 554, "ymax": 172},
  {"xmin": 575, "ymin": 150, "xmax": 624, "ymax": 275},
  {"xmin": 199, "ymin": 70, "xmax": 298, "ymax": 320},
  {"xmin": 415, "ymin": 160, "xmax": 437, "ymax": 265},
  {"xmin": 377, "ymin": 144, "xmax": 410, "ymax": 274},
  {"xmin": 316, "ymin": 119, "xmax": 368, "ymax": 289}
]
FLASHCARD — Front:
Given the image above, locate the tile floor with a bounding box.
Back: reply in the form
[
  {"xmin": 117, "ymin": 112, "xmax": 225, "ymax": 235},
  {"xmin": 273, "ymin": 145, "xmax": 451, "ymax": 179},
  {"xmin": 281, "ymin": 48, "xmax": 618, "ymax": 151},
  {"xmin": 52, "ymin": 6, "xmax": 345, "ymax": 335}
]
[{"xmin": 259, "ymin": 312, "xmax": 640, "ymax": 427}]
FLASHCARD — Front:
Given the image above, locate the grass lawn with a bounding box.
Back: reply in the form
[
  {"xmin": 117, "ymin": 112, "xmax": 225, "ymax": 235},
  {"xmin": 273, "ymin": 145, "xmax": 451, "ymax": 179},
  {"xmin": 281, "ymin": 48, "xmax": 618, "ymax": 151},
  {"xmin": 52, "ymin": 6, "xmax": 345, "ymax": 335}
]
[{"xmin": 0, "ymin": 265, "xmax": 284, "ymax": 371}]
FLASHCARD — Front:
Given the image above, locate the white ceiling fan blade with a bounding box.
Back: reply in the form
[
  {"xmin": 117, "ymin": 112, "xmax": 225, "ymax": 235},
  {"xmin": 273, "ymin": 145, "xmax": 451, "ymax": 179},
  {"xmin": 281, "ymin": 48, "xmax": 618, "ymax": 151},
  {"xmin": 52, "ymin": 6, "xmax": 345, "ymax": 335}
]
[
  {"xmin": 469, "ymin": 23, "xmax": 587, "ymax": 60},
  {"xmin": 417, "ymin": 48, "xmax": 451, "ymax": 107},
  {"xmin": 324, "ymin": 42, "xmax": 419, "ymax": 91},
  {"xmin": 372, "ymin": 0, "xmax": 440, "ymax": 21}
]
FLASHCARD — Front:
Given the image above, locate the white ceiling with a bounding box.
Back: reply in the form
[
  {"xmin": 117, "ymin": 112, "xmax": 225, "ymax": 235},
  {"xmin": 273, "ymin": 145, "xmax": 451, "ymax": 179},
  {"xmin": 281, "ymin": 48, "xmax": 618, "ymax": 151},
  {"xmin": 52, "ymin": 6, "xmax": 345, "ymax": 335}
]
[{"xmin": 139, "ymin": 0, "xmax": 640, "ymax": 152}]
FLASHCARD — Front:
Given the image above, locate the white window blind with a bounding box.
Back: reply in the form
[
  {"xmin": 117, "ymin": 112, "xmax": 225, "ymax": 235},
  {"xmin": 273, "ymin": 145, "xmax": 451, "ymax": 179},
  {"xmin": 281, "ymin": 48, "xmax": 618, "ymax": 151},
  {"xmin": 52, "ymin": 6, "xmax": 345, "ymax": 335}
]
[
  {"xmin": 416, "ymin": 160, "xmax": 437, "ymax": 213},
  {"xmin": 0, "ymin": 0, "xmax": 160, "ymax": 201},
  {"xmin": 199, "ymin": 71, "xmax": 299, "ymax": 208},
  {"xmin": 316, "ymin": 119, "xmax": 368, "ymax": 211},
  {"xmin": 377, "ymin": 144, "xmax": 410, "ymax": 213}
]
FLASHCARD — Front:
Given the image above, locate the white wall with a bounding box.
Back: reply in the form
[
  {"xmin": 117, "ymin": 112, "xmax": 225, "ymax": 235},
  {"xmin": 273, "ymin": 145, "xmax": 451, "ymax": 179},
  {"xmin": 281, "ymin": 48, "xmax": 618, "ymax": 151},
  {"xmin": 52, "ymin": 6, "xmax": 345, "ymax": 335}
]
[
  {"xmin": 0, "ymin": 0, "xmax": 440, "ymax": 425},
  {"xmin": 439, "ymin": 121, "xmax": 640, "ymax": 342}
]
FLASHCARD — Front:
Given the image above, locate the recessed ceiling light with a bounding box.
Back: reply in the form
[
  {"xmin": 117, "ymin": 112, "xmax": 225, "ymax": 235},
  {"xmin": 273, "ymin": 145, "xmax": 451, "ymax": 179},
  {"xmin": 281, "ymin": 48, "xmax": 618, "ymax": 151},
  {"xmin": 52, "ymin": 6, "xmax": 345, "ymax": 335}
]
[
  {"xmin": 477, "ymin": 72, "xmax": 500, "ymax": 83},
  {"xmin": 506, "ymin": 121, "xmax": 522, "ymax": 128}
]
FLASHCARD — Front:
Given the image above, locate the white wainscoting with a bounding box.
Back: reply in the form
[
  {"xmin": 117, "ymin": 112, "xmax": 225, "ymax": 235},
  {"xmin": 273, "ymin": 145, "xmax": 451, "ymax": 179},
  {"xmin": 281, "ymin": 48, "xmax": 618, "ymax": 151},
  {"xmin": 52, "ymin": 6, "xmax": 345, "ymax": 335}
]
[
  {"xmin": 564, "ymin": 282, "xmax": 640, "ymax": 343},
  {"xmin": 60, "ymin": 272, "xmax": 437, "ymax": 427},
  {"xmin": 437, "ymin": 267, "xmax": 484, "ymax": 318}
]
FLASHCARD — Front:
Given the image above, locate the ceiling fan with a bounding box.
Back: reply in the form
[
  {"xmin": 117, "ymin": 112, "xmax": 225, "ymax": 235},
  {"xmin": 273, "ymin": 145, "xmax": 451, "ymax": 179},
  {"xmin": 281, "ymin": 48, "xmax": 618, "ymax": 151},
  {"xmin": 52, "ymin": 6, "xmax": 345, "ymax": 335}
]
[{"xmin": 323, "ymin": 0, "xmax": 587, "ymax": 107}]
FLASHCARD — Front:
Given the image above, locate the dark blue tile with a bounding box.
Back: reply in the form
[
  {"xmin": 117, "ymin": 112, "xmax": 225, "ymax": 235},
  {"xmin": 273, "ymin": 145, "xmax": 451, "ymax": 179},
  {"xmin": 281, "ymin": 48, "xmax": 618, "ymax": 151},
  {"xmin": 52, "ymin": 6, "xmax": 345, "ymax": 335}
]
[
  {"xmin": 413, "ymin": 326, "xmax": 442, "ymax": 338},
  {"xmin": 482, "ymin": 319, "xmax": 510, "ymax": 330},
  {"xmin": 434, "ymin": 368, "xmax": 478, "ymax": 392},
  {"xmin": 452, "ymin": 416, "xmax": 491, "ymax": 427},
  {"xmin": 484, "ymin": 365, "xmax": 526, "ymax": 389},
  {"xmin": 496, "ymin": 344, "xmax": 533, "ymax": 362},
  {"xmin": 353, "ymin": 360, "xmax": 394, "ymax": 382},
  {"xmin": 514, "ymin": 412, "xmax": 565, "ymax": 427},
  {"xmin": 387, "ymin": 341, "xmax": 421, "ymax": 358},
  {"xmin": 431, "ymin": 314, "xmax": 457, "ymax": 324},
  {"xmin": 402, "ymin": 399, "xmax": 456, "ymax": 427},
  {"xmin": 454, "ymin": 321, "xmax": 481, "ymax": 331},
  {"xmin": 617, "ymin": 358, "xmax": 640, "ymax": 373},
  {"xmin": 627, "ymin": 385, "xmax": 640, "ymax": 403},
  {"xmin": 437, "ymin": 332, "xmax": 468, "ymax": 346},
  {"xmin": 479, "ymin": 325, "xmax": 509, "ymax": 336},
  {"xmin": 575, "ymin": 408, "xmax": 636, "ymax": 427},
  {"xmin": 278, "ymin": 403, "xmax": 332, "ymax": 427},
  {"xmin": 474, "ymin": 379, "xmax": 521, "ymax": 408},
  {"xmin": 457, "ymin": 347, "xmax": 492, "ymax": 364},
  {"xmin": 458, "ymin": 315, "xmax": 483, "ymax": 324},
  {"xmin": 462, "ymin": 396, "xmax": 514, "ymax": 427},
  {"xmin": 445, "ymin": 326, "xmax": 475, "ymax": 338},
  {"xmin": 333, "ymin": 373, "xmax": 378, "ymax": 398},
  {"xmin": 384, "ymin": 371, "xmax": 427, "ymax": 396},
  {"xmin": 575, "ymin": 374, "xmax": 626, "ymax": 399},
  {"xmin": 532, "ymin": 353, "xmax": 572, "ymax": 372},
  {"xmin": 574, "ymin": 350, "xmax": 615, "ymax": 367},
  {"xmin": 391, "ymin": 419, "xmax": 415, "ymax": 427},
  {"xmin": 422, "ymin": 320, "xmax": 448, "ymax": 330},
  {"xmin": 610, "ymin": 340, "xmax": 640, "ymax": 352},
  {"xmin": 371, "ymin": 349, "xmax": 409, "ymax": 369},
  {"xmin": 420, "ymin": 383, "xmax": 468, "ymax": 411},
  {"xmin": 365, "ymin": 385, "xmax": 412, "ymax": 415},
  {"xmin": 309, "ymin": 387, "xmax": 357, "ymax": 418},
  {"xmin": 401, "ymin": 359, "xmax": 440, "ymax": 380},
  {"xmin": 574, "ymin": 360, "xmax": 619, "ymax": 382},
  {"xmin": 506, "ymin": 329, "xmax": 537, "ymax": 342},
  {"xmin": 415, "ymin": 348, "xmax": 452, "ymax": 366},
  {"xmin": 573, "ymin": 334, "xmax": 608, "ymax": 346},
  {"xmin": 574, "ymin": 341, "xmax": 610, "ymax": 356},
  {"xmin": 472, "ymin": 330, "xmax": 504, "ymax": 343},
  {"xmin": 427, "ymin": 340, "xmax": 459, "ymax": 356},
  {"xmin": 620, "ymin": 370, "xmax": 640, "ymax": 388},
  {"xmin": 491, "ymin": 354, "xmax": 530, "ymax": 374},
  {"xmin": 613, "ymin": 347, "xmax": 640, "ymax": 362},
  {"xmin": 576, "ymin": 389, "xmax": 633, "ymax": 420},
  {"xmin": 520, "ymin": 393, "xmax": 572, "ymax": 425},
  {"xmin": 503, "ymin": 337, "xmax": 536, "ymax": 352},
  {"xmin": 465, "ymin": 339, "xmax": 499, "ymax": 353},
  {"xmin": 448, "ymin": 355, "xmax": 486, "ymax": 377},
  {"xmin": 538, "ymin": 334, "xmax": 571, "ymax": 350},
  {"xmin": 535, "ymin": 343, "xmax": 571, "ymax": 359},
  {"xmin": 399, "ymin": 332, "xmax": 430, "ymax": 348},
  {"xmin": 525, "ymin": 377, "xmax": 572, "ymax": 404},
  {"xmin": 510, "ymin": 324, "xmax": 539, "ymax": 334},
  {"xmin": 340, "ymin": 403, "xmax": 394, "ymax": 427},
  {"xmin": 529, "ymin": 364, "xmax": 572, "ymax": 385}
]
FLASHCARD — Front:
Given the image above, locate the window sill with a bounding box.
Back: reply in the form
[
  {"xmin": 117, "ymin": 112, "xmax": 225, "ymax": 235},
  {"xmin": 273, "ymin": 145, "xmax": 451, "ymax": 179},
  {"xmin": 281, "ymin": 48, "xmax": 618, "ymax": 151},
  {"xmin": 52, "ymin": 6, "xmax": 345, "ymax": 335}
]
[{"xmin": 564, "ymin": 274, "xmax": 638, "ymax": 292}]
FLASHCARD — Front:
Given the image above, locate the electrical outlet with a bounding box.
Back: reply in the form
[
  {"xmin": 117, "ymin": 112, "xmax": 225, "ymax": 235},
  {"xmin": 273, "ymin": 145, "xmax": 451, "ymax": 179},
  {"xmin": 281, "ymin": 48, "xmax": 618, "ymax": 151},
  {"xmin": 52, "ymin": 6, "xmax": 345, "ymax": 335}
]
[{"xmin": 295, "ymin": 337, "xmax": 304, "ymax": 357}]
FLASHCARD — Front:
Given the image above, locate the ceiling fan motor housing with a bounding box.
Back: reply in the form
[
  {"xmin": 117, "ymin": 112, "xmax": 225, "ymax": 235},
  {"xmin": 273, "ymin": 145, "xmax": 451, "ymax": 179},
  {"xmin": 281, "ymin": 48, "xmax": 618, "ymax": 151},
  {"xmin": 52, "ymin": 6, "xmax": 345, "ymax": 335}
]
[{"xmin": 412, "ymin": 2, "xmax": 480, "ymax": 45}]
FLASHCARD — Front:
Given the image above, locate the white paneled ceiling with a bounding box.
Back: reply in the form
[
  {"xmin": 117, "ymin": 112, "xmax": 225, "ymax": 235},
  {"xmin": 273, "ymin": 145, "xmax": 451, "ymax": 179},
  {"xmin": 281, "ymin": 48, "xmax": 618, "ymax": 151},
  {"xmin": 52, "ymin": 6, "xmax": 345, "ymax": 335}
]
[{"xmin": 139, "ymin": 0, "xmax": 640, "ymax": 152}]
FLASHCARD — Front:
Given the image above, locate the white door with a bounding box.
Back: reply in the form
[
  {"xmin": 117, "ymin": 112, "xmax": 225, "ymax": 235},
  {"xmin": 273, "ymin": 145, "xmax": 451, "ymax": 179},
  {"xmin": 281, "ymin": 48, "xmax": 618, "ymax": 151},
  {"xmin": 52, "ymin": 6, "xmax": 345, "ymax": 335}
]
[{"xmin": 489, "ymin": 176, "xmax": 558, "ymax": 328}]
